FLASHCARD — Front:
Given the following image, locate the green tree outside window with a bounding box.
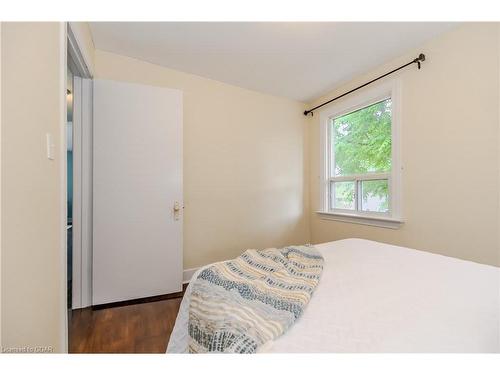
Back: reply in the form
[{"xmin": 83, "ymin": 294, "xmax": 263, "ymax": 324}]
[{"xmin": 331, "ymin": 99, "xmax": 391, "ymax": 212}]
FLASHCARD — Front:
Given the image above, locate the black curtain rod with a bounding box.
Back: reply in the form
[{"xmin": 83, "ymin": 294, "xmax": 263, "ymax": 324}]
[{"xmin": 303, "ymin": 53, "xmax": 426, "ymax": 116}]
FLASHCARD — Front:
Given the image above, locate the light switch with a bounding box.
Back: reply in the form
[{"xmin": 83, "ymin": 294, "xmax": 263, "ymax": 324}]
[{"xmin": 46, "ymin": 133, "xmax": 55, "ymax": 160}]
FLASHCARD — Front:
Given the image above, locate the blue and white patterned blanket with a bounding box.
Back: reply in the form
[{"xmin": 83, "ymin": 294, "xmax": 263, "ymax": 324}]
[{"xmin": 188, "ymin": 246, "xmax": 324, "ymax": 353}]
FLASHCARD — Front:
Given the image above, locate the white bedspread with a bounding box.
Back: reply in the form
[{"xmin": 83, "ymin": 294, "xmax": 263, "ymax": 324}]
[{"xmin": 167, "ymin": 239, "xmax": 500, "ymax": 353}]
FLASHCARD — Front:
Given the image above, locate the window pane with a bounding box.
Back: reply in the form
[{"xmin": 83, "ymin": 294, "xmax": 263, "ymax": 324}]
[
  {"xmin": 331, "ymin": 181, "xmax": 355, "ymax": 210},
  {"xmin": 331, "ymin": 98, "xmax": 392, "ymax": 176},
  {"xmin": 361, "ymin": 179, "xmax": 389, "ymax": 213}
]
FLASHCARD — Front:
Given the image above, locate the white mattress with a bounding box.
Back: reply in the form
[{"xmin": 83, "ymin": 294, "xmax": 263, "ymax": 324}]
[{"xmin": 167, "ymin": 239, "xmax": 500, "ymax": 353}]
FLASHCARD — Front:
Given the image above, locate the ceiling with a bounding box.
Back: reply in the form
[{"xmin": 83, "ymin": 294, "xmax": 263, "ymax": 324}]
[{"xmin": 89, "ymin": 22, "xmax": 457, "ymax": 102}]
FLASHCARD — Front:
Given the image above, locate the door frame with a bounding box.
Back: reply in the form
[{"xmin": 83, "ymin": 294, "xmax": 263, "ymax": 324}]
[{"xmin": 66, "ymin": 24, "xmax": 93, "ymax": 312}]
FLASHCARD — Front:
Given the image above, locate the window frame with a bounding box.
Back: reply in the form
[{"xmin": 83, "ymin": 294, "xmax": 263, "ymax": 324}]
[{"xmin": 317, "ymin": 79, "xmax": 403, "ymax": 228}]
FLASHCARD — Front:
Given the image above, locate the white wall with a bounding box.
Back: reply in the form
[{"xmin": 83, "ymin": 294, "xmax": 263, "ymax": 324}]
[
  {"xmin": 1, "ymin": 22, "xmax": 66, "ymax": 352},
  {"xmin": 308, "ymin": 23, "xmax": 500, "ymax": 266},
  {"xmin": 94, "ymin": 50, "xmax": 311, "ymax": 269}
]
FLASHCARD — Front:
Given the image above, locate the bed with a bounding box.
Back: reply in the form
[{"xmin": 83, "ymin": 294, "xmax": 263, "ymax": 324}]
[{"xmin": 167, "ymin": 238, "xmax": 500, "ymax": 353}]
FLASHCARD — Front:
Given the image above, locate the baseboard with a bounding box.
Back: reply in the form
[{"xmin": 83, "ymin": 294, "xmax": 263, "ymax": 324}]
[
  {"xmin": 91, "ymin": 288, "xmax": 186, "ymax": 310},
  {"xmin": 183, "ymin": 267, "xmax": 199, "ymax": 284}
]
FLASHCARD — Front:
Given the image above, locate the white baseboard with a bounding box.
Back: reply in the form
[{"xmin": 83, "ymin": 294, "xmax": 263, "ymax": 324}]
[{"xmin": 183, "ymin": 267, "xmax": 199, "ymax": 284}]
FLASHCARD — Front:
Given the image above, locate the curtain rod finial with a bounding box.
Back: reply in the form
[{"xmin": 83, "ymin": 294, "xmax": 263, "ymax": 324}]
[{"xmin": 414, "ymin": 53, "xmax": 425, "ymax": 69}]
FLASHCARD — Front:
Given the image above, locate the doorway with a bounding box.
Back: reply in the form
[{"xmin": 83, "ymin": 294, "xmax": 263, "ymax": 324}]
[
  {"xmin": 66, "ymin": 24, "xmax": 93, "ymax": 349},
  {"xmin": 66, "ymin": 65, "xmax": 74, "ymax": 310}
]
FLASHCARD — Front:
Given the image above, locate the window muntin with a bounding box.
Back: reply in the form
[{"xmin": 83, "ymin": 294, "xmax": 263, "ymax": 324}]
[{"xmin": 328, "ymin": 98, "xmax": 392, "ymax": 216}]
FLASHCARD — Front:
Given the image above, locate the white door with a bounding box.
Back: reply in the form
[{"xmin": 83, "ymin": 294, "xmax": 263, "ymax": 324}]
[{"xmin": 92, "ymin": 79, "xmax": 183, "ymax": 305}]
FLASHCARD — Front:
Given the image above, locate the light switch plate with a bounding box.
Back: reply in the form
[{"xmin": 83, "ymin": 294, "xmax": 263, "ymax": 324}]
[{"xmin": 46, "ymin": 133, "xmax": 55, "ymax": 160}]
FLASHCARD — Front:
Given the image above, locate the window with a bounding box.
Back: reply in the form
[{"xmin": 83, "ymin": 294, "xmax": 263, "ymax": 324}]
[{"xmin": 318, "ymin": 81, "xmax": 402, "ymax": 228}]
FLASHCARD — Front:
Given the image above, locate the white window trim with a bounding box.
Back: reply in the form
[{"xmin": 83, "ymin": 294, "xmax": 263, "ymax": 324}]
[{"xmin": 317, "ymin": 79, "xmax": 404, "ymax": 229}]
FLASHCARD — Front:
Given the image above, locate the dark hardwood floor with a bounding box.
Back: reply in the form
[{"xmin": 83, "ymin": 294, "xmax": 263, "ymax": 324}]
[{"xmin": 69, "ymin": 296, "xmax": 183, "ymax": 353}]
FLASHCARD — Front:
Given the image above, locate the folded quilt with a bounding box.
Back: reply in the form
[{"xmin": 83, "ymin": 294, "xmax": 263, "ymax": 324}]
[{"xmin": 188, "ymin": 245, "xmax": 324, "ymax": 353}]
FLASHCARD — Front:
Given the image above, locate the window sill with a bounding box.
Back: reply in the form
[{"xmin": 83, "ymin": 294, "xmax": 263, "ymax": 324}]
[{"xmin": 315, "ymin": 211, "xmax": 404, "ymax": 229}]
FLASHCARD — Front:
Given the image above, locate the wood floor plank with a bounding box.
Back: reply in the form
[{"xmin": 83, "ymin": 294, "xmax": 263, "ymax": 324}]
[{"xmin": 69, "ymin": 297, "xmax": 183, "ymax": 353}]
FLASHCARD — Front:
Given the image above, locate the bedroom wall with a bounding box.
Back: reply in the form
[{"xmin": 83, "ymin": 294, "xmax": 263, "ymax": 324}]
[
  {"xmin": 1, "ymin": 23, "xmax": 66, "ymax": 351},
  {"xmin": 94, "ymin": 50, "xmax": 310, "ymax": 270},
  {"xmin": 308, "ymin": 23, "xmax": 500, "ymax": 267}
]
